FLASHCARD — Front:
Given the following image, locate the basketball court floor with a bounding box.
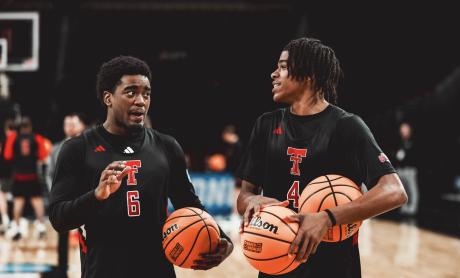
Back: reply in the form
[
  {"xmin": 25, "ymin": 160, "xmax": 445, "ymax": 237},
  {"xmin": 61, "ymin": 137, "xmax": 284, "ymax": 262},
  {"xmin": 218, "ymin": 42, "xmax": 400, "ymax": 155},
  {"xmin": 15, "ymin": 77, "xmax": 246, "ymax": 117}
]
[{"xmin": 0, "ymin": 216, "xmax": 459, "ymax": 277}]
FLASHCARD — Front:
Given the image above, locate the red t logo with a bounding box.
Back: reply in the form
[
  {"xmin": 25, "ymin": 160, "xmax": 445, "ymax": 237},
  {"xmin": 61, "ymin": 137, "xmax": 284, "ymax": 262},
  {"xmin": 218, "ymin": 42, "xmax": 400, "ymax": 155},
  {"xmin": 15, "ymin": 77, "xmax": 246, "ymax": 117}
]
[
  {"xmin": 125, "ymin": 160, "xmax": 141, "ymax": 186},
  {"xmin": 287, "ymin": 147, "xmax": 307, "ymax": 176}
]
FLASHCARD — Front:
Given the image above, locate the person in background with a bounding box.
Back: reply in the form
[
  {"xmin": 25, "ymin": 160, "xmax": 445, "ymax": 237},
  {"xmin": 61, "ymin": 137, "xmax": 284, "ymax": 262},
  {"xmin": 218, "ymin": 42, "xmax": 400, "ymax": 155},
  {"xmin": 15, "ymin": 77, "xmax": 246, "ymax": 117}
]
[
  {"xmin": 393, "ymin": 121, "xmax": 419, "ymax": 216},
  {"xmin": 48, "ymin": 113, "xmax": 87, "ymax": 278},
  {"xmin": 0, "ymin": 119, "xmax": 15, "ymax": 234},
  {"xmin": 3, "ymin": 116, "xmax": 51, "ymax": 240}
]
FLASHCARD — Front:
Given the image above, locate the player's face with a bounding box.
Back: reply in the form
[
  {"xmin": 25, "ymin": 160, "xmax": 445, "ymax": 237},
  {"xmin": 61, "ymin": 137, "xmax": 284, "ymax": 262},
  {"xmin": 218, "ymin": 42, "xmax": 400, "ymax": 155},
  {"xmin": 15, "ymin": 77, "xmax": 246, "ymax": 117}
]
[
  {"xmin": 109, "ymin": 74, "xmax": 151, "ymax": 131},
  {"xmin": 271, "ymin": 51, "xmax": 306, "ymax": 104}
]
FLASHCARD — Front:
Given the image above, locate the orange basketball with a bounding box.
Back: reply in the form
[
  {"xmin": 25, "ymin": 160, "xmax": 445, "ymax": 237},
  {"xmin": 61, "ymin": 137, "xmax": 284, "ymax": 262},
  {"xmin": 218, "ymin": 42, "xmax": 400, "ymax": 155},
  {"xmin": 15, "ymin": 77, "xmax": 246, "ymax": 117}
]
[
  {"xmin": 162, "ymin": 207, "xmax": 220, "ymax": 268},
  {"xmin": 207, "ymin": 153, "xmax": 227, "ymax": 172},
  {"xmin": 298, "ymin": 174, "xmax": 363, "ymax": 242},
  {"xmin": 240, "ymin": 205, "xmax": 301, "ymax": 275}
]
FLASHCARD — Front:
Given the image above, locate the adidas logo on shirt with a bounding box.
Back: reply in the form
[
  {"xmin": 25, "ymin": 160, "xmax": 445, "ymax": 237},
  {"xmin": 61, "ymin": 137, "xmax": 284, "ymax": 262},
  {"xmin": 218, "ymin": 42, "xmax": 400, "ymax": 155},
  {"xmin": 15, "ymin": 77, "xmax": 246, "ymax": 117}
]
[{"xmin": 123, "ymin": 146, "xmax": 134, "ymax": 154}]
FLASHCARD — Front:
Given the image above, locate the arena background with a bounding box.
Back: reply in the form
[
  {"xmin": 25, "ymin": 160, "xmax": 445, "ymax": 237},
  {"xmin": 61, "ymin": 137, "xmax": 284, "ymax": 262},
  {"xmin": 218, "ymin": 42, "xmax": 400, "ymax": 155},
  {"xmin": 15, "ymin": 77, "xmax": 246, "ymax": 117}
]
[{"xmin": 1, "ymin": 1, "xmax": 459, "ymax": 277}]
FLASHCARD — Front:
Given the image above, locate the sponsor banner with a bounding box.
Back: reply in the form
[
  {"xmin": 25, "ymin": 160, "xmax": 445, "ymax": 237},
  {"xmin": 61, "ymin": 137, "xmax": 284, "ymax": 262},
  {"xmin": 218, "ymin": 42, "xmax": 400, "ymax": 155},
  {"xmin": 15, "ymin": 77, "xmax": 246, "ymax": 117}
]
[{"xmin": 168, "ymin": 172, "xmax": 234, "ymax": 216}]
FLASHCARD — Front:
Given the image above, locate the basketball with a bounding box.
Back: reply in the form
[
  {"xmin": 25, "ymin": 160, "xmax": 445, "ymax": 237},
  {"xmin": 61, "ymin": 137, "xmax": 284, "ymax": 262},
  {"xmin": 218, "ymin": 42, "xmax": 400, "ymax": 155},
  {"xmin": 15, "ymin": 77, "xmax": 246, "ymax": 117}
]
[
  {"xmin": 298, "ymin": 174, "xmax": 363, "ymax": 242},
  {"xmin": 162, "ymin": 207, "xmax": 220, "ymax": 268},
  {"xmin": 207, "ymin": 153, "xmax": 227, "ymax": 172},
  {"xmin": 240, "ymin": 205, "xmax": 301, "ymax": 275}
]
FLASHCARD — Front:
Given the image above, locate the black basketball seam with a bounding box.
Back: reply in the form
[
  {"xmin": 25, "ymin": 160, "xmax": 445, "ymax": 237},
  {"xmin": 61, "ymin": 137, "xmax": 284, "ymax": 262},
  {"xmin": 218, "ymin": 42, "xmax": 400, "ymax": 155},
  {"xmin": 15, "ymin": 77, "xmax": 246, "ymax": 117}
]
[
  {"xmin": 329, "ymin": 184, "xmax": 361, "ymax": 192},
  {"xmin": 299, "ymin": 186, "xmax": 331, "ymax": 212},
  {"xmin": 261, "ymin": 210, "xmax": 297, "ymax": 236},
  {"xmin": 243, "ymin": 252, "xmax": 288, "ymax": 261},
  {"xmin": 242, "ymin": 231, "xmax": 292, "ymax": 245},
  {"xmin": 164, "ymin": 214, "xmax": 205, "ymax": 225},
  {"xmin": 308, "ymin": 175, "xmax": 343, "ymax": 185},
  {"xmin": 179, "ymin": 225, "xmax": 207, "ymax": 267},
  {"xmin": 299, "ymin": 185, "xmax": 360, "ymax": 212},
  {"xmin": 318, "ymin": 192, "xmax": 354, "ymax": 211},
  {"xmin": 273, "ymin": 253, "xmax": 298, "ymax": 274},
  {"xmin": 164, "ymin": 207, "xmax": 204, "ymax": 224},
  {"xmin": 325, "ymin": 175, "xmax": 341, "ymax": 241},
  {"xmin": 333, "ymin": 192, "xmax": 353, "ymax": 202},
  {"xmin": 187, "ymin": 207, "xmax": 213, "ymax": 253},
  {"xmin": 317, "ymin": 192, "xmax": 336, "ymax": 212},
  {"xmin": 318, "ymin": 192, "xmax": 356, "ymax": 242},
  {"xmin": 163, "ymin": 218, "xmax": 204, "ymax": 250},
  {"xmin": 206, "ymin": 225, "xmax": 220, "ymax": 236}
]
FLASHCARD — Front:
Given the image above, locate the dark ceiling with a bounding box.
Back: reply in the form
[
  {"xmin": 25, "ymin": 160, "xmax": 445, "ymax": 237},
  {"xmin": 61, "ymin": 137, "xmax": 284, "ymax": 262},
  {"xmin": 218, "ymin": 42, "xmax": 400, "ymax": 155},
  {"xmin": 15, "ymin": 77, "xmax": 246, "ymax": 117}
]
[{"xmin": 1, "ymin": 1, "xmax": 459, "ymax": 159}]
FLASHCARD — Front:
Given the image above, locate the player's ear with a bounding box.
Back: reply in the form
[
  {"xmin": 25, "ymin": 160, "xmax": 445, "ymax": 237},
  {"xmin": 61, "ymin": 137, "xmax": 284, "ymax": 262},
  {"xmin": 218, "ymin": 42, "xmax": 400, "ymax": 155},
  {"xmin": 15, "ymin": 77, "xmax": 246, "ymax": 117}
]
[{"xmin": 103, "ymin": 91, "xmax": 112, "ymax": 107}]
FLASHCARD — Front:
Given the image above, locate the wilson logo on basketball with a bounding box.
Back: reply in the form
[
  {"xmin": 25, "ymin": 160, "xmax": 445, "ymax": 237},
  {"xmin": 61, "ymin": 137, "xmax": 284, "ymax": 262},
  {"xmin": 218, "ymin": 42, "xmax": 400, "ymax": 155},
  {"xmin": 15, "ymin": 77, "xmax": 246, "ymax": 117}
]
[
  {"xmin": 249, "ymin": 216, "xmax": 279, "ymax": 234},
  {"xmin": 162, "ymin": 223, "xmax": 179, "ymax": 240},
  {"xmin": 243, "ymin": 240, "xmax": 263, "ymax": 253}
]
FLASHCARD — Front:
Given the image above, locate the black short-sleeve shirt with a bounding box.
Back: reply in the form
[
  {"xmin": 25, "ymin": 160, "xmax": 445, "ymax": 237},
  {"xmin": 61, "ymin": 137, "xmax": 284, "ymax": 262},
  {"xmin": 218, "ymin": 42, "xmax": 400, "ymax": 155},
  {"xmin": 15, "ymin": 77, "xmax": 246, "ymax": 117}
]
[{"xmin": 237, "ymin": 105, "xmax": 395, "ymax": 278}]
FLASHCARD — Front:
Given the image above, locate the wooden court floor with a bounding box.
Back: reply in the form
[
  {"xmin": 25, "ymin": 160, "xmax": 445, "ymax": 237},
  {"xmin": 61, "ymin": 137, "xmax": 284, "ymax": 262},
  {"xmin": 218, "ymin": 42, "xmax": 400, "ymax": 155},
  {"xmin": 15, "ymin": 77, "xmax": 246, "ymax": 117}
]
[{"xmin": 0, "ymin": 218, "xmax": 459, "ymax": 277}]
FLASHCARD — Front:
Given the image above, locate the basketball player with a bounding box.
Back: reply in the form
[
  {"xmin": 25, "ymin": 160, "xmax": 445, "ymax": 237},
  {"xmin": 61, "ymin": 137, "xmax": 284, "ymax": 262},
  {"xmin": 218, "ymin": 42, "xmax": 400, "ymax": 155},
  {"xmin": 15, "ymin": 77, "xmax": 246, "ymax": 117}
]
[
  {"xmin": 49, "ymin": 56, "xmax": 233, "ymax": 278},
  {"xmin": 236, "ymin": 38, "xmax": 408, "ymax": 277}
]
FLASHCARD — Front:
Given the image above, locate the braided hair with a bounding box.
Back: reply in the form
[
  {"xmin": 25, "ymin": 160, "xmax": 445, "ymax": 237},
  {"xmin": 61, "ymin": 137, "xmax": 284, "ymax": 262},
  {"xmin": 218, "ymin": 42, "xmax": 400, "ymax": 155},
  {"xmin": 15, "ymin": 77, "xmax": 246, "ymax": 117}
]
[{"xmin": 283, "ymin": 38, "xmax": 342, "ymax": 104}]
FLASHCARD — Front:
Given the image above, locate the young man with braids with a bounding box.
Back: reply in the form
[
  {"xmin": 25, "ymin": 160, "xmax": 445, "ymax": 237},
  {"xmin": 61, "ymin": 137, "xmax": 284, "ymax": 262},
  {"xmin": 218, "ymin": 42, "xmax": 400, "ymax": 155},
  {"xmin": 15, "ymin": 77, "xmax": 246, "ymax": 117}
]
[
  {"xmin": 49, "ymin": 56, "xmax": 233, "ymax": 278},
  {"xmin": 236, "ymin": 37, "xmax": 407, "ymax": 277}
]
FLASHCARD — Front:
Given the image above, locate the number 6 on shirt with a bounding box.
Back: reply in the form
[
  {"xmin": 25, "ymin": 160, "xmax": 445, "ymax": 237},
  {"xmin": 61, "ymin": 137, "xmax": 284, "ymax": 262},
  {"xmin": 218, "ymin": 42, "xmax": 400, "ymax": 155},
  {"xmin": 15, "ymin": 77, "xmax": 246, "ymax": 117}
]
[{"xmin": 127, "ymin": 190, "xmax": 141, "ymax": 217}]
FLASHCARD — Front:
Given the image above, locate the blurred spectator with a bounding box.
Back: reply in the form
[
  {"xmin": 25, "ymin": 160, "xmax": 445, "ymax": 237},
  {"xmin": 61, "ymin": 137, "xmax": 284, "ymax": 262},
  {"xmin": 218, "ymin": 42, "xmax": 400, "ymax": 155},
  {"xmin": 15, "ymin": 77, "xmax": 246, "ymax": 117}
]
[
  {"xmin": 0, "ymin": 119, "xmax": 15, "ymax": 234},
  {"xmin": 3, "ymin": 116, "xmax": 51, "ymax": 240},
  {"xmin": 47, "ymin": 113, "xmax": 87, "ymax": 190},
  {"xmin": 48, "ymin": 112, "xmax": 87, "ymax": 278},
  {"xmin": 393, "ymin": 122, "xmax": 419, "ymax": 216},
  {"xmin": 220, "ymin": 124, "xmax": 244, "ymax": 176}
]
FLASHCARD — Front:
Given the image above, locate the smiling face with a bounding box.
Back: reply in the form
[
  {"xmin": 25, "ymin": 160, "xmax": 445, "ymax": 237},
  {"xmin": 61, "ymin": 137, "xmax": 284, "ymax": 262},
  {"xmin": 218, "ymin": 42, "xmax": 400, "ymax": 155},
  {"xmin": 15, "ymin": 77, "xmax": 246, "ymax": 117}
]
[
  {"xmin": 270, "ymin": 51, "xmax": 307, "ymax": 104},
  {"xmin": 104, "ymin": 74, "xmax": 151, "ymax": 134}
]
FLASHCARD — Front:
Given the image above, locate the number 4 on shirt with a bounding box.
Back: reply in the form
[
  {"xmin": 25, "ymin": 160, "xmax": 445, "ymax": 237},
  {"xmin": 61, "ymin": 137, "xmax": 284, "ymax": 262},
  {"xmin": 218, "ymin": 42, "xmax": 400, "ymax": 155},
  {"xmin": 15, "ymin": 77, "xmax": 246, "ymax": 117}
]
[{"xmin": 287, "ymin": 181, "xmax": 300, "ymax": 208}]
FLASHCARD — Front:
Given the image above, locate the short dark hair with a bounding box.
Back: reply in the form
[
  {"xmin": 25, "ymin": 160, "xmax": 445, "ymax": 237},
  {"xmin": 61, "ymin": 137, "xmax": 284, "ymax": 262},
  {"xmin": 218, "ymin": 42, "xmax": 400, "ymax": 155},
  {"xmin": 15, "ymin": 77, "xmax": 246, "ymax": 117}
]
[
  {"xmin": 66, "ymin": 112, "xmax": 88, "ymax": 126},
  {"xmin": 96, "ymin": 55, "xmax": 152, "ymax": 104},
  {"xmin": 283, "ymin": 37, "xmax": 343, "ymax": 103}
]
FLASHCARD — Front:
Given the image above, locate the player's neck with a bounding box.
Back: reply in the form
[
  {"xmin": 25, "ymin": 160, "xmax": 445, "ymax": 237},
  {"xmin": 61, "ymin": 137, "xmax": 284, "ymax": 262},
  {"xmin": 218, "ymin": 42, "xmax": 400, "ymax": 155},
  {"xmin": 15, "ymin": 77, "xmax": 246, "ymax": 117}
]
[
  {"xmin": 103, "ymin": 121, "xmax": 128, "ymax": 136},
  {"xmin": 290, "ymin": 97, "xmax": 329, "ymax": 116}
]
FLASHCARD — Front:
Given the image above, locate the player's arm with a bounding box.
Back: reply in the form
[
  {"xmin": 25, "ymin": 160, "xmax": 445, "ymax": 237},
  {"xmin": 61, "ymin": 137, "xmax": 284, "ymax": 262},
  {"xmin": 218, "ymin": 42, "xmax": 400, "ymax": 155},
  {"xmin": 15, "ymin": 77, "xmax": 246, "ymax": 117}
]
[
  {"xmin": 48, "ymin": 138, "xmax": 98, "ymax": 232},
  {"xmin": 236, "ymin": 114, "xmax": 288, "ymax": 225},
  {"xmin": 48, "ymin": 138, "xmax": 130, "ymax": 232},
  {"xmin": 328, "ymin": 115, "xmax": 407, "ymax": 225},
  {"xmin": 237, "ymin": 180, "xmax": 288, "ymax": 226},
  {"xmin": 164, "ymin": 135, "xmax": 233, "ymax": 270},
  {"xmin": 327, "ymin": 173, "xmax": 406, "ymax": 226},
  {"xmin": 166, "ymin": 136, "xmax": 206, "ymax": 210},
  {"xmin": 288, "ymin": 115, "xmax": 407, "ymax": 262}
]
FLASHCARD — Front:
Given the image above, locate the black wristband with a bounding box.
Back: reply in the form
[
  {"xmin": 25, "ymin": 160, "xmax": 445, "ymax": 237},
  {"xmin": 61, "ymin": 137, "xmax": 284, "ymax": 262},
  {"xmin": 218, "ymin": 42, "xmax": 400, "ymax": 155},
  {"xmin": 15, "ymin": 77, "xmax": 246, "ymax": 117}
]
[{"xmin": 324, "ymin": 209, "xmax": 336, "ymax": 226}]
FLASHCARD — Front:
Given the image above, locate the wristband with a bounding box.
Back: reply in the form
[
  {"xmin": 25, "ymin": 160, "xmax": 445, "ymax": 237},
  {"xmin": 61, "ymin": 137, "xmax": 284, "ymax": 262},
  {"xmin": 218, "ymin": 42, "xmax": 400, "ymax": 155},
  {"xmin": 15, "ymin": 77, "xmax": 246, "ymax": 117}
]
[{"xmin": 324, "ymin": 209, "xmax": 336, "ymax": 226}]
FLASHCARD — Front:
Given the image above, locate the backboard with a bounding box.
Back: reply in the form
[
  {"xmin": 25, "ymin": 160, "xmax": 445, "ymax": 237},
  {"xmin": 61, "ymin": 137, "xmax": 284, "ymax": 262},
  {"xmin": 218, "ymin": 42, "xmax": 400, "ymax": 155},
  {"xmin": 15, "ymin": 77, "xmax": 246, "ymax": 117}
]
[{"xmin": 0, "ymin": 12, "xmax": 39, "ymax": 71}]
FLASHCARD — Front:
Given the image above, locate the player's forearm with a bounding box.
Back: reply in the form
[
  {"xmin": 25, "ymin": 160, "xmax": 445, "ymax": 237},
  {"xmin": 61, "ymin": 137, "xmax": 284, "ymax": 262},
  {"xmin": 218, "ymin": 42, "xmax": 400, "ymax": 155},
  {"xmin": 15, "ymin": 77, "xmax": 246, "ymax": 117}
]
[
  {"xmin": 328, "ymin": 173, "xmax": 407, "ymax": 225},
  {"xmin": 49, "ymin": 190, "xmax": 101, "ymax": 232},
  {"xmin": 236, "ymin": 190, "xmax": 258, "ymax": 215}
]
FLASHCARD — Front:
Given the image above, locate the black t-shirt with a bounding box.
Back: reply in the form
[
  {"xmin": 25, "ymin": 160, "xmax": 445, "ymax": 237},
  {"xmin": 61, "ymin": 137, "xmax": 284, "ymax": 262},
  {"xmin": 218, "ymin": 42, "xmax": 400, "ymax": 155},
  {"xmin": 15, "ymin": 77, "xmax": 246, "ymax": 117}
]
[
  {"xmin": 237, "ymin": 105, "xmax": 395, "ymax": 278},
  {"xmin": 0, "ymin": 135, "xmax": 12, "ymax": 178},
  {"xmin": 11, "ymin": 133, "xmax": 40, "ymax": 176},
  {"xmin": 49, "ymin": 126, "xmax": 208, "ymax": 278}
]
